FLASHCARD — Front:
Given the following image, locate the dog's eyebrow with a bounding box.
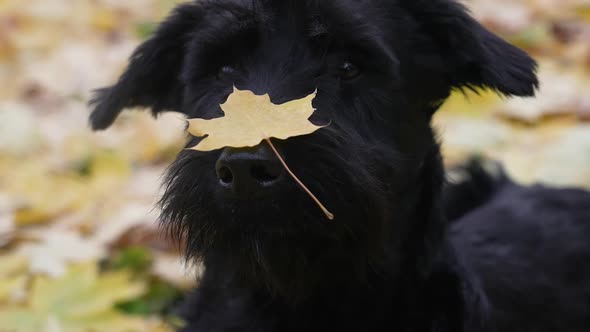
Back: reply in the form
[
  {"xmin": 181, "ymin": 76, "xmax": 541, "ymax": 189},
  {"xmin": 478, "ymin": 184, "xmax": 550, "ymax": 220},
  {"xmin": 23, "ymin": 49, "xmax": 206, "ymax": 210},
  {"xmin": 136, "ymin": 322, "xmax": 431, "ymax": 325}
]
[{"xmin": 308, "ymin": 3, "xmax": 399, "ymax": 72}]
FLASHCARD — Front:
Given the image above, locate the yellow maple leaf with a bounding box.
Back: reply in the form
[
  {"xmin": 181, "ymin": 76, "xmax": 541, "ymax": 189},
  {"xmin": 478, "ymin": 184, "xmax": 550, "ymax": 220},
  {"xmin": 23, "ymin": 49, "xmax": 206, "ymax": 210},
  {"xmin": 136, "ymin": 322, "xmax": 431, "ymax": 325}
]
[
  {"xmin": 187, "ymin": 87, "xmax": 324, "ymax": 151},
  {"xmin": 187, "ymin": 87, "xmax": 334, "ymax": 220}
]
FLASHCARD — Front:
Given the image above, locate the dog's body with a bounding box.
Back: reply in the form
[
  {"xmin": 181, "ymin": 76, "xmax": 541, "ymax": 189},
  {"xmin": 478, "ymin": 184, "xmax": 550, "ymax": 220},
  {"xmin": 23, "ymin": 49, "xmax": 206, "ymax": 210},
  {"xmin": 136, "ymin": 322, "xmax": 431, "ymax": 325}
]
[
  {"xmin": 89, "ymin": 0, "xmax": 590, "ymax": 331},
  {"xmin": 448, "ymin": 164, "xmax": 590, "ymax": 332}
]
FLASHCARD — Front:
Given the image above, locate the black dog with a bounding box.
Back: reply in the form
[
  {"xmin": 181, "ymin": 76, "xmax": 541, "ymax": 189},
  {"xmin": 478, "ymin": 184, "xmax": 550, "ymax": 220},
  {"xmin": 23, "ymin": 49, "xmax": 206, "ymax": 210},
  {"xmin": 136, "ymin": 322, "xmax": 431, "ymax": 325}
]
[{"xmin": 89, "ymin": 0, "xmax": 590, "ymax": 331}]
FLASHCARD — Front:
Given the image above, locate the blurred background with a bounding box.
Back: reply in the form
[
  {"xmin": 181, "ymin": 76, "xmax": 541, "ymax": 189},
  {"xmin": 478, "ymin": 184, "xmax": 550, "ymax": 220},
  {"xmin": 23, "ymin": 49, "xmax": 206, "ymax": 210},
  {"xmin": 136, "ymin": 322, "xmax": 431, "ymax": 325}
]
[{"xmin": 0, "ymin": 0, "xmax": 589, "ymax": 331}]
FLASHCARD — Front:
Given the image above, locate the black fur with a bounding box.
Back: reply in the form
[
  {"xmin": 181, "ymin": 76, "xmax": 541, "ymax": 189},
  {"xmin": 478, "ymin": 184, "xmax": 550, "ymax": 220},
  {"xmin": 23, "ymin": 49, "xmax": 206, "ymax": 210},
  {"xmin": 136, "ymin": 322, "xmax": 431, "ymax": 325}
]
[
  {"xmin": 443, "ymin": 158, "xmax": 509, "ymax": 222},
  {"xmin": 449, "ymin": 164, "xmax": 590, "ymax": 332},
  {"xmin": 89, "ymin": 1, "xmax": 589, "ymax": 331}
]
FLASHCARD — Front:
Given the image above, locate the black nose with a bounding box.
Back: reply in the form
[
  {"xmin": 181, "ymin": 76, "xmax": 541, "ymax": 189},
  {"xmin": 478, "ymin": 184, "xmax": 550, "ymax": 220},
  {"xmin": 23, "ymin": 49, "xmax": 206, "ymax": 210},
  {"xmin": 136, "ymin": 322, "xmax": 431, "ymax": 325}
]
[{"xmin": 216, "ymin": 144, "xmax": 285, "ymax": 197}]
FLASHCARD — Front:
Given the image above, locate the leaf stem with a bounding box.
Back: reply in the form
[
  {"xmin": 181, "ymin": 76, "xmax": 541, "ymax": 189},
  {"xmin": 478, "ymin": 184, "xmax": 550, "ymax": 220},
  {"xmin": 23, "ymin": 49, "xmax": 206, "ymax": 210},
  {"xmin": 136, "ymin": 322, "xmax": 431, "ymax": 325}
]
[{"xmin": 264, "ymin": 138, "xmax": 334, "ymax": 221}]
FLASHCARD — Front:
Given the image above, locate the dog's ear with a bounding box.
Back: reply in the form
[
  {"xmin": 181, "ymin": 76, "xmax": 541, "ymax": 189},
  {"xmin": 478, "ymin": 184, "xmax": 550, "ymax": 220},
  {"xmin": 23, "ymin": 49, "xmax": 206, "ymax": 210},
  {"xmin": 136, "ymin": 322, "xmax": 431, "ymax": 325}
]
[
  {"xmin": 89, "ymin": 3, "xmax": 203, "ymax": 130},
  {"xmin": 402, "ymin": 0, "xmax": 538, "ymax": 97}
]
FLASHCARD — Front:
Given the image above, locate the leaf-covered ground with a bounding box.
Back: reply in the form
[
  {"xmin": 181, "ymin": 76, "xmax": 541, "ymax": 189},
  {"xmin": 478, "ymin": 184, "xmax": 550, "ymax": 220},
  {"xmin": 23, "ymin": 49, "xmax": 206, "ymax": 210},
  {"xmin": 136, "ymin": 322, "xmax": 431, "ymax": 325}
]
[{"xmin": 0, "ymin": 0, "xmax": 589, "ymax": 331}]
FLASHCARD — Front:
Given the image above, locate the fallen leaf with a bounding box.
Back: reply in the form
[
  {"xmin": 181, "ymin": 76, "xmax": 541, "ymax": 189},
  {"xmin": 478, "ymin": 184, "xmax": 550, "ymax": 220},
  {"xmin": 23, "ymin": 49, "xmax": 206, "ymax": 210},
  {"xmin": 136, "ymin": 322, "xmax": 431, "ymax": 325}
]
[
  {"xmin": 18, "ymin": 230, "xmax": 105, "ymax": 277},
  {"xmin": 0, "ymin": 103, "xmax": 42, "ymax": 156},
  {"xmin": 91, "ymin": 8, "xmax": 117, "ymax": 31},
  {"xmin": 505, "ymin": 124, "xmax": 590, "ymax": 188},
  {"xmin": 0, "ymin": 263, "xmax": 147, "ymax": 332},
  {"xmin": 0, "ymin": 275, "xmax": 27, "ymax": 304},
  {"xmin": 0, "ymin": 254, "xmax": 28, "ymax": 303},
  {"xmin": 435, "ymin": 115, "xmax": 514, "ymax": 164},
  {"xmin": 93, "ymin": 204, "xmax": 156, "ymax": 247},
  {"xmin": 0, "ymin": 254, "xmax": 28, "ymax": 278},
  {"xmin": 4, "ymin": 162, "xmax": 91, "ymax": 226}
]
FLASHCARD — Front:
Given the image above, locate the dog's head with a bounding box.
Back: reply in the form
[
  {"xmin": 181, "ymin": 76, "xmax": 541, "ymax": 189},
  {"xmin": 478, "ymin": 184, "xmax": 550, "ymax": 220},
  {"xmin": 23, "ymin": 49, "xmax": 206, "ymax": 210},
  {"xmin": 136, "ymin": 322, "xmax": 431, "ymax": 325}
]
[{"xmin": 90, "ymin": 0, "xmax": 537, "ymax": 299}]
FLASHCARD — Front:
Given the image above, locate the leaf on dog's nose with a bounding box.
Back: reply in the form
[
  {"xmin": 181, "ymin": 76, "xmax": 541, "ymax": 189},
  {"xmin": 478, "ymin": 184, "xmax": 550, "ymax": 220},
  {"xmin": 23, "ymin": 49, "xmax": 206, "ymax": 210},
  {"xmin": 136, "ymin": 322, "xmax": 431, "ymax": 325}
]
[
  {"xmin": 187, "ymin": 87, "xmax": 325, "ymax": 151},
  {"xmin": 187, "ymin": 87, "xmax": 334, "ymax": 220}
]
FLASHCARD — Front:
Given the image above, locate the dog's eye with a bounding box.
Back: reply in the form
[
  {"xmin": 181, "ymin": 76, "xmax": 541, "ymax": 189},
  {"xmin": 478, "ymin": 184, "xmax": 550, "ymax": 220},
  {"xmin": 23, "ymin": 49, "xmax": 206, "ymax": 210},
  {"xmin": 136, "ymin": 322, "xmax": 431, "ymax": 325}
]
[
  {"xmin": 217, "ymin": 65, "xmax": 235, "ymax": 79},
  {"xmin": 339, "ymin": 62, "xmax": 361, "ymax": 80}
]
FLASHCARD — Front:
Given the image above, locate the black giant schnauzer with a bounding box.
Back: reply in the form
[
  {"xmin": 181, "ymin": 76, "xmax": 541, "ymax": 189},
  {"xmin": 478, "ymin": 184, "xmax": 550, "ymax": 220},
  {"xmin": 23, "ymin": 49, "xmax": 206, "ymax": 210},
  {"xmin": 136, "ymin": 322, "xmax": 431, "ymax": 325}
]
[{"xmin": 89, "ymin": 0, "xmax": 590, "ymax": 331}]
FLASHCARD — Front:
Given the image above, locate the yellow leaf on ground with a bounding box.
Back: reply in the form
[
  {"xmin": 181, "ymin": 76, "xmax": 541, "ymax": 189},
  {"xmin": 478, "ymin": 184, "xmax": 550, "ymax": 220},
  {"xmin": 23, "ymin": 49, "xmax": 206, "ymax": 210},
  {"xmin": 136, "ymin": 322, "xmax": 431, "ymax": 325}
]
[
  {"xmin": 18, "ymin": 230, "xmax": 105, "ymax": 277},
  {"xmin": 0, "ymin": 254, "xmax": 28, "ymax": 302},
  {"xmin": 7, "ymin": 165, "xmax": 89, "ymax": 226},
  {"xmin": 0, "ymin": 253, "xmax": 28, "ymax": 278},
  {"xmin": 575, "ymin": 3, "xmax": 590, "ymax": 22},
  {"xmin": 188, "ymin": 87, "xmax": 324, "ymax": 151},
  {"xmin": 91, "ymin": 8, "xmax": 116, "ymax": 31},
  {"xmin": 0, "ymin": 263, "xmax": 146, "ymax": 332},
  {"xmin": 0, "ymin": 276, "xmax": 27, "ymax": 303}
]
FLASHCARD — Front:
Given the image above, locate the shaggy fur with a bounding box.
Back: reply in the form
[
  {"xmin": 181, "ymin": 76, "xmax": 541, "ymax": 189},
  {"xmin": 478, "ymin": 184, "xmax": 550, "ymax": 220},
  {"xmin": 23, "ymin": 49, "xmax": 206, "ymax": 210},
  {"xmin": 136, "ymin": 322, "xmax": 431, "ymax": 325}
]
[{"xmin": 89, "ymin": 0, "xmax": 590, "ymax": 331}]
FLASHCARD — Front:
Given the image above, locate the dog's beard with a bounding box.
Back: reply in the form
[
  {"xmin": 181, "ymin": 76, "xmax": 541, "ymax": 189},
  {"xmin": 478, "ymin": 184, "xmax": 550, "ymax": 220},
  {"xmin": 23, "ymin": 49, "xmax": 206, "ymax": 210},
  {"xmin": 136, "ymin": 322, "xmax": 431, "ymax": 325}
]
[{"xmin": 159, "ymin": 136, "xmax": 398, "ymax": 300}]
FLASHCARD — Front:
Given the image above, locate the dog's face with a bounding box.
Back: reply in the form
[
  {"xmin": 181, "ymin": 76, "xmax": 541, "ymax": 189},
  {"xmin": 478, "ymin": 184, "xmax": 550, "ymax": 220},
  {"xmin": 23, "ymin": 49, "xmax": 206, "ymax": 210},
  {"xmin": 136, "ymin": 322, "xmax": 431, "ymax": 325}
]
[{"xmin": 90, "ymin": 0, "xmax": 537, "ymax": 298}]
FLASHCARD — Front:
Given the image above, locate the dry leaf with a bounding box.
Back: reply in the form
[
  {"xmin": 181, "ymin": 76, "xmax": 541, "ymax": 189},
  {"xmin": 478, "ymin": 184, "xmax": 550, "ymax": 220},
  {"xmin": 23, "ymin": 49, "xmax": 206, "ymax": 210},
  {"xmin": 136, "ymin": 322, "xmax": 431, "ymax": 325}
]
[
  {"xmin": 187, "ymin": 87, "xmax": 324, "ymax": 151},
  {"xmin": 0, "ymin": 103, "xmax": 42, "ymax": 156},
  {"xmin": 435, "ymin": 115, "xmax": 514, "ymax": 164},
  {"xmin": 93, "ymin": 205, "xmax": 156, "ymax": 247},
  {"xmin": 18, "ymin": 230, "xmax": 105, "ymax": 277},
  {"xmin": 0, "ymin": 254, "xmax": 29, "ymax": 303},
  {"xmin": 0, "ymin": 263, "xmax": 146, "ymax": 332},
  {"xmin": 6, "ymin": 163, "xmax": 90, "ymax": 226}
]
